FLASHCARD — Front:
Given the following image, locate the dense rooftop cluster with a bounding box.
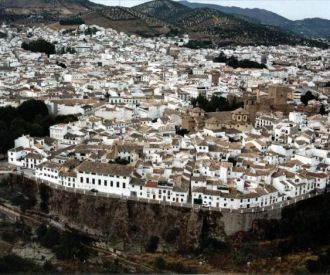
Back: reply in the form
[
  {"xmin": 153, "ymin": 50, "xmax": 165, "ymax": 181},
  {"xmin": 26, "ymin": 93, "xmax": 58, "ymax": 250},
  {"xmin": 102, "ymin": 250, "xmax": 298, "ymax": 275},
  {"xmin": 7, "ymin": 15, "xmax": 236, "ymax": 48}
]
[{"xmin": 1, "ymin": 23, "xmax": 330, "ymax": 210}]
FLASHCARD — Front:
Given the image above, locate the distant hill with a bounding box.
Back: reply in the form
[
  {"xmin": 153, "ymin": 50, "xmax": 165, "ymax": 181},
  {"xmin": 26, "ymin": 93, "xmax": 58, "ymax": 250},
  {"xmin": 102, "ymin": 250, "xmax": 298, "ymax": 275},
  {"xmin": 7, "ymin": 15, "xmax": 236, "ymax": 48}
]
[
  {"xmin": 0, "ymin": 0, "xmax": 97, "ymax": 23},
  {"xmin": 82, "ymin": 6, "xmax": 169, "ymax": 36},
  {"xmin": 133, "ymin": 0, "xmax": 328, "ymax": 48},
  {"xmin": 179, "ymin": 0, "xmax": 330, "ymax": 39},
  {"xmin": 0, "ymin": 0, "xmax": 168, "ymax": 35},
  {"xmin": 0, "ymin": 0, "xmax": 328, "ymax": 48},
  {"xmin": 179, "ymin": 1, "xmax": 290, "ymax": 26},
  {"xmin": 133, "ymin": 0, "xmax": 190, "ymax": 24},
  {"xmin": 289, "ymin": 18, "xmax": 330, "ymax": 39}
]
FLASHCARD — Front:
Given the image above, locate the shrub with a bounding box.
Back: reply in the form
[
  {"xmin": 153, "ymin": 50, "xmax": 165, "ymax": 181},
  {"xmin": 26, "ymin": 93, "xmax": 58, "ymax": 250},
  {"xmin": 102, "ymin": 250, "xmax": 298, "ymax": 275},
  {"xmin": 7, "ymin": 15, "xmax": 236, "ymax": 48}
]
[
  {"xmin": 154, "ymin": 256, "xmax": 167, "ymax": 269},
  {"xmin": 146, "ymin": 236, "xmax": 159, "ymax": 253},
  {"xmin": 163, "ymin": 228, "xmax": 179, "ymax": 244},
  {"xmin": 40, "ymin": 227, "xmax": 60, "ymax": 248}
]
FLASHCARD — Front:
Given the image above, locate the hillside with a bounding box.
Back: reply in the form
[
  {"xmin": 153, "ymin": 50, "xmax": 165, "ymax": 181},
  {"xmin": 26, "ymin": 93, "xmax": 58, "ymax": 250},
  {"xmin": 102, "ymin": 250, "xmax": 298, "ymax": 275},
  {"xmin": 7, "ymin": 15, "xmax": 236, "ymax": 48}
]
[
  {"xmin": 179, "ymin": 1, "xmax": 291, "ymax": 26},
  {"xmin": 289, "ymin": 18, "xmax": 330, "ymax": 39},
  {"xmin": 133, "ymin": 1, "xmax": 327, "ymax": 48},
  {"xmin": 179, "ymin": 0, "xmax": 330, "ymax": 39},
  {"xmin": 0, "ymin": 0, "xmax": 168, "ymax": 36},
  {"xmin": 82, "ymin": 7, "xmax": 169, "ymax": 36},
  {"xmin": 0, "ymin": 0, "xmax": 97, "ymax": 24},
  {"xmin": 0, "ymin": 0, "xmax": 328, "ymax": 48},
  {"xmin": 133, "ymin": 0, "xmax": 191, "ymax": 24}
]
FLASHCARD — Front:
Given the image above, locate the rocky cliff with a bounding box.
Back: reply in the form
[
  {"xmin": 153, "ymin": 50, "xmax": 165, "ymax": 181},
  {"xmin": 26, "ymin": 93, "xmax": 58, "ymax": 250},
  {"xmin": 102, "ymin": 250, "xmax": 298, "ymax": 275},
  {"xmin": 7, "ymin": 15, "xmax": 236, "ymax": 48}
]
[
  {"xmin": 4, "ymin": 175, "xmax": 329, "ymax": 256},
  {"xmin": 46, "ymin": 186, "xmax": 228, "ymax": 252}
]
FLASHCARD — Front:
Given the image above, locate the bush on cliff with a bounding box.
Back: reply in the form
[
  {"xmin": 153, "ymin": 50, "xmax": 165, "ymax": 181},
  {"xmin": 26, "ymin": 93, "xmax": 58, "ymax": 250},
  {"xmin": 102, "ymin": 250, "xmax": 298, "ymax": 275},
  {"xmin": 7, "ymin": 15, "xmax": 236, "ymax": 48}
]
[
  {"xmin": 54, "ymin": 231, "xmax": 89, "ymax": 261},
  {"xmin": 146, "ymin": 236, "xmax": 159, "ymax": 253},
  {"xmin": 0, "ymin": 254, "xmax": 42, "ymax": 273},
  {"xmin": 40, "ymin": 226, "xmax": 60, "ymax": 248},
  {"xmin": 154, "ymin": 256, "xmax": 167, "ymax": 269}
]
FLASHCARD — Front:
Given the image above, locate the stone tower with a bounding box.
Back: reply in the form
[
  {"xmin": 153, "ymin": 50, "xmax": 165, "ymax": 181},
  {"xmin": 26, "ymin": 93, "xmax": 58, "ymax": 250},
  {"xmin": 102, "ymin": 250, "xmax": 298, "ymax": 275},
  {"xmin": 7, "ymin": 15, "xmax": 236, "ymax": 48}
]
[
  {"xmin": 244, "ymin": 96, "xmax": 257, "ymax": 124},
  {"xmin": 268, "ymin": 85, "xmax": 290, "ymax": 106}
]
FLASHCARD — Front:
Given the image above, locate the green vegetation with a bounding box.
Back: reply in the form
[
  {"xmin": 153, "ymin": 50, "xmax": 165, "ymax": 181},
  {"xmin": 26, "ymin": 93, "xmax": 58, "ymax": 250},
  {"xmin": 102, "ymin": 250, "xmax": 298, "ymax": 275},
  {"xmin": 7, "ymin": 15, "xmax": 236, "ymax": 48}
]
[
  {"xmin": 306, "ymin": 248, "xmax": 330, "ymax": 273},
  {"xmin": 300, "ymin": 91, "xmax": 317, "ymax": 105},
  {"xmin": 233, "ymin": 241, "xmax": 273, "ymax": 264},
  {"xmin": 0, "ymin": 100, "xmax": 48, "ymax": 153},
  {"xmin": 214, "ymin": 51, "xmax": 267, "ymax": 69},
  {"xmin": 191, "ymin": 94, "xmax": 243, "ymax": 112},
  {"xmin": 319, "ymin": 105, "xmax": 328, "ymax": 115},
  {"xmin": 0, "ymin": 254, "xmax": 45, "ymax": 273},
  {"xmin": 185, "ymin": 40, "xmax": 213, "ymax": 49},
  {"xmin": 175, "ymin": 127, "xmax": 189, "ymax": 137},
  {"xmin": 21, "ymin": 39, "xmax": 55, "ymax": 56},
  {"xmin": 163, "ymin": 228, "xmax": 179, "ymax": 244},
  {"xmin": 0, "ymin": 177, "xmax": 36, "ymax": 212},
  {"xmin": 0, "ymin": 32, "xmax": 7, "ymax": 39},
  {"xmin": 166, "ymin": 28, "xmax": 184, "ymax": 37},
  {"xmin": 0, "ymin": 100, "xmax": 79, "ymax": 153},
  {"xmin": 39, "ymin": 184, "xmax": 50, "ymax": 213},
  {"xmin": 59, "ymin": 17, "xmax": 85, "ymax": 25},
  {"xmin": 146, "ymin": 235, "xmax": 159, "ymax": 253},
  {"xmin": 36, "ymin": 225, "xmax": 90, "ymax": 261},
  {"xmin": 59, "ymin": 46, "xmax": 76, "ymax": 54},
  {"xmin": 54, "ymin": 114, "xmax": 79, "ymax": 124},
  {"xmin": 153, "ymin": 257, "xmax": 197, "ymax": 273},
  {"xmin": 84, "ymin": 26, "xmax": 99, "ymax": 36},
  {"xmin": 154, "ymin": 256, "xmax": 167, "ymax": 269}
]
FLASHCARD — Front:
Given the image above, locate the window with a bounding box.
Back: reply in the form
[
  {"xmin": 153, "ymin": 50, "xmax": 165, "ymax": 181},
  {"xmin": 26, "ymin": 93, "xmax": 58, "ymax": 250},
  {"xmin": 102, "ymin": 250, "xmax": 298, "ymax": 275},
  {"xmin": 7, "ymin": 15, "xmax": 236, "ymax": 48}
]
[
  {"xmin": 123, "ymin": 183, "xmax": 126, "ymax": 188},
  {"xmin": 98, "ymin": 179, "xmax": 101, "ymax": 185},
  {"xmin": 104, "ymin": 180, "xmax": 107, "ymax": 186},
  {"xmin": 117, "ymin": 182, "xmax": 119, "ymax": 188},
  {"xmin": 111, "ymin": 181, "xmax": 113, "ymax": 187},
  {"xmin": 86, "ymin": 178, "xmax": 89, "ymax": 184},
  {"xmin": 80, "ymin": 177, "xmax": 83, "ymax": 183}
]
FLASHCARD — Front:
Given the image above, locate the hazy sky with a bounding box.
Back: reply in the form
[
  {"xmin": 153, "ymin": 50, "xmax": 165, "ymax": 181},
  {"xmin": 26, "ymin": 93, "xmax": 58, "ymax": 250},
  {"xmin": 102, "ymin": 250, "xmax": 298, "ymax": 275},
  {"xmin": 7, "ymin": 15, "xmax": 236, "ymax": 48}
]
[{"xmin": 92, "ymin": 0, "xmax": 330, "ymax": 20}]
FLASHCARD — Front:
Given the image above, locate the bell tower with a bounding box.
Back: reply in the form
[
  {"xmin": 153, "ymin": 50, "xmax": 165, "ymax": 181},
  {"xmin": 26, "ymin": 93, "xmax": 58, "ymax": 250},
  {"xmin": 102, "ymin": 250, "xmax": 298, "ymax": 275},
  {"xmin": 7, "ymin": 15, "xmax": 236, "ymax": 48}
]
[{"xmin": 244, "ymin": 96, "xmax": 257, "ymax": 124}]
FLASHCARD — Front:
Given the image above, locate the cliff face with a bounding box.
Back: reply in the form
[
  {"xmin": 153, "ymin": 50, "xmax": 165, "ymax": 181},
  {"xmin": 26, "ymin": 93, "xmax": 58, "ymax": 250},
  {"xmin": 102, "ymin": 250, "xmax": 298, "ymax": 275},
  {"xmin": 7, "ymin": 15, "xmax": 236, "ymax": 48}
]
[
  {"xmin": 3, "ymin": 175, "xmax": 329, "ymax": 259},
  {"xmin": 46, "ymin": 187, "xmax": 227, "ymax": 252}
]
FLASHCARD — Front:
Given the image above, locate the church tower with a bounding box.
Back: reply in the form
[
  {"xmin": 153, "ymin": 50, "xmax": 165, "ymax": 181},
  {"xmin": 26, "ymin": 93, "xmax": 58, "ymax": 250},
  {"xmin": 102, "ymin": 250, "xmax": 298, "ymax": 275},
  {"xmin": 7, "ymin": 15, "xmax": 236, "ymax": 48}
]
[{"xmin": 244, "ymin": 96, "xmax": 257, "ymax": 124}]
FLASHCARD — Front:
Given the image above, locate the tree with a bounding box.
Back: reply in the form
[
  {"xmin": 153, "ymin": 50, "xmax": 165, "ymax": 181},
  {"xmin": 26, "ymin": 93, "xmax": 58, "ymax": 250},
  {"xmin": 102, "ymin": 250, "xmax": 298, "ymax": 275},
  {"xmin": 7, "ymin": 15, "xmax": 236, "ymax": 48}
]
[
  {"xmin": 320, "ymin": 104, "xmax": 327, "ymax": 115},
  {"xmin": 36, "ymin": 224, "xmax": 48, "ymax": 240},
  {"xmin": 40, "ymin": 227, "xmax": 60, "ymax": 248},
  {"xmin": 39, "ymin": 184, "xmax": 50, "ymax": 213},
  {"xmin": 21, "ymin": 39, "xmax": 55, "ymax": 56},
  {"xmin": 213, "ymin": 52, "xmax": 266, "ymax": 69},
  {"xmin": 146, "ymin": 236, "xmax": 159, "ymax": 253},
  {"xmin": 154, "ymin": 257, "xmax": 167, "ymax": 269},
  {"xmin": 191, "ymin": 95, "xmax": 243, "ymax": 112},
  {"xmin": 0, "ymin": 254, "xmax": 42, "ymax": 273},
  {"xmin": 59, "ymin": 17, "xmax": 84, "ymax": 25},
  {"xmin": 163, "ymin": 228, "xmax": 179, "ymax": 244},
  {"xmin": 175, "ymin": 126, "xmax": 189, "ymax": 137},
  {"xmin": 54, "ymin": 231, "xmax": 89, "ymax": 261},
  {"xmin": 301, "ymin": 91, "xmax": 316, "ymax": 106},
  {"xmin": 213, "ymin": 51, "xmax": 227, "ymax": 63}
]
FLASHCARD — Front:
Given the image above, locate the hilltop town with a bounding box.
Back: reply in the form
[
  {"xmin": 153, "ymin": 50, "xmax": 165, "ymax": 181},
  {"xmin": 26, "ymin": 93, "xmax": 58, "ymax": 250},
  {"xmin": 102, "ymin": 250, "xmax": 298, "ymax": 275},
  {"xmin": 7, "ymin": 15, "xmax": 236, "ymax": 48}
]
[{"xmin": 1, "ymin": 23, "xmax": 330, "ymax": 211}]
